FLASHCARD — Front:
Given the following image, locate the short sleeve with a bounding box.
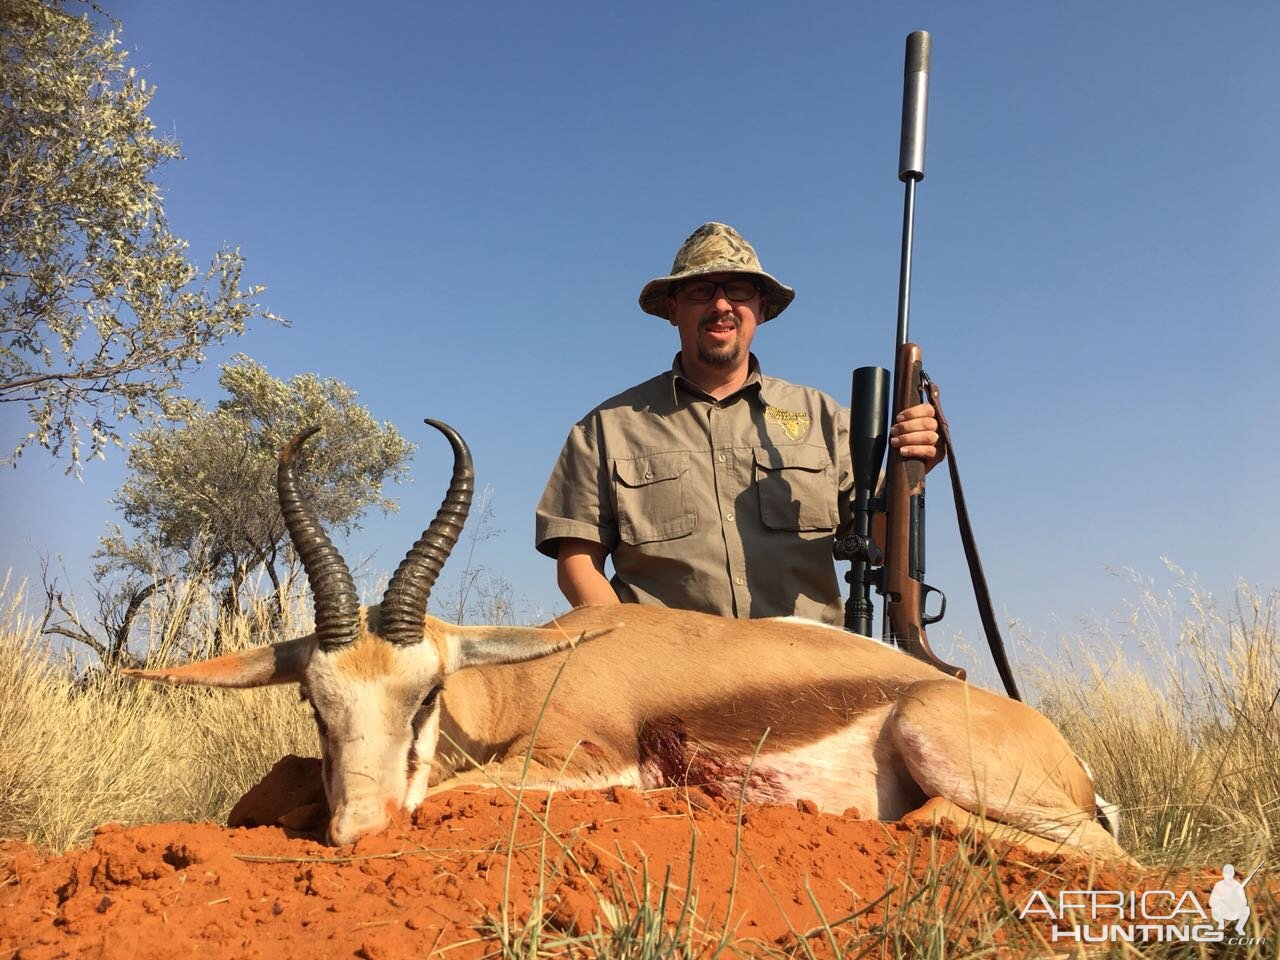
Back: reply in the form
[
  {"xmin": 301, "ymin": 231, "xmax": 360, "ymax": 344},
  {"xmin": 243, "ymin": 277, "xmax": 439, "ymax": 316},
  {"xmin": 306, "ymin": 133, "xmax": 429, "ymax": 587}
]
[{"xmin": 534, "ymin": 418, "xmax": 619, "ymax": 557}]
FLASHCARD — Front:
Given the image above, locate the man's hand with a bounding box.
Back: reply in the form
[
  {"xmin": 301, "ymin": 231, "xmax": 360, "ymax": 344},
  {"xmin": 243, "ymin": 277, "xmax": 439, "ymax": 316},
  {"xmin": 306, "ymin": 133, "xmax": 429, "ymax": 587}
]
[{"xmin": 890, "ymin": 402, "xmax": 945, "ymax": 471}]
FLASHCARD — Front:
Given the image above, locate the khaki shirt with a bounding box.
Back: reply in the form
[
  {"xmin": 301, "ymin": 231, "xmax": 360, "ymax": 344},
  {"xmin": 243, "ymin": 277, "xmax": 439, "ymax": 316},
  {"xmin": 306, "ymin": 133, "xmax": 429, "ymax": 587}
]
[{"xmin": 536, "ymin": 356, "xmax": 852, "ymax": 623}]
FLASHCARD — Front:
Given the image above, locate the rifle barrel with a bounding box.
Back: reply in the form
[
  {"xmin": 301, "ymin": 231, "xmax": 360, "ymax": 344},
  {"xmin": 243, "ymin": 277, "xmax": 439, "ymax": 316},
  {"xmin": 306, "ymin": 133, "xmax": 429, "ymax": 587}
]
[{"xmin": 896, "ymin": 179, "xmax": 917, "ymax": 348}]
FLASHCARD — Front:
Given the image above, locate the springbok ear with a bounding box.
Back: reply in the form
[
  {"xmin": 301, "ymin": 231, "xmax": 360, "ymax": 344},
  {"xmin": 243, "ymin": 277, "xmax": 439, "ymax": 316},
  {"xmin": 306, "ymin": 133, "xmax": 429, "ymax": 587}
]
[
  {"xmin": 444, "ymin": 623, "xmax": 617, "ymax": 673},
  {"xmin": 124, "ymin": 636, "xmax": 315, "ymax": 688}
]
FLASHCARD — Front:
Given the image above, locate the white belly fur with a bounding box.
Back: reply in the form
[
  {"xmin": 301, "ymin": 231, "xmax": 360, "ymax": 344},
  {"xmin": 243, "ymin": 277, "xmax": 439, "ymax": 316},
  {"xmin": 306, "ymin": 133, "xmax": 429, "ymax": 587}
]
[{"xmin": 746, "ymin": 704, "xmax": 917, "ymax": 818}]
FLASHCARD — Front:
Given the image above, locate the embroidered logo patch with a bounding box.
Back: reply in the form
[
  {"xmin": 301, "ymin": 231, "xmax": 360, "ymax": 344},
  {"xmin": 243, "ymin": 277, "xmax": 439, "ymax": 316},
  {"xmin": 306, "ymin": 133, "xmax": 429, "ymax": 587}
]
[{"xmin": 765, "ymin": 406, "xmax": 810, "ymax": 441}]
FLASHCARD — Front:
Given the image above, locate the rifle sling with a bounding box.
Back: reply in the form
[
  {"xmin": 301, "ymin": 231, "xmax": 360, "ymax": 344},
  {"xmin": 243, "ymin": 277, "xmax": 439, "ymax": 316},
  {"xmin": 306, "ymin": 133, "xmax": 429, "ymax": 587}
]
[{"xmin": 925, "ymin": 376, "xmax": 1024, "ymax": 702}]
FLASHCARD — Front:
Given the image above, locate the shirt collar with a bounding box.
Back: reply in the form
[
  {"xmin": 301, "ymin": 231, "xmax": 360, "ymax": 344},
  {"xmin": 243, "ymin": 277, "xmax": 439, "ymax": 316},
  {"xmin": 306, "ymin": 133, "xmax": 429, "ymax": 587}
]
[{"xmin": 666, "ymin": 353, "xmax": 771, "ymax": 406}]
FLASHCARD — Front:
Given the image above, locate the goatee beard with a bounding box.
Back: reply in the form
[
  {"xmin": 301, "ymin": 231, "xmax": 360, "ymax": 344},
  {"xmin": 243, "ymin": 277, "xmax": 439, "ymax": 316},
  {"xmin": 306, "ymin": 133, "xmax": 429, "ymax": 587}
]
[
  {"xmin": 698, "ymin": 341, "xmax": 741, "ymax": 368},
  {"xmin": 698, "ymin": 316, "xmax": 740, "ymax": 367}
]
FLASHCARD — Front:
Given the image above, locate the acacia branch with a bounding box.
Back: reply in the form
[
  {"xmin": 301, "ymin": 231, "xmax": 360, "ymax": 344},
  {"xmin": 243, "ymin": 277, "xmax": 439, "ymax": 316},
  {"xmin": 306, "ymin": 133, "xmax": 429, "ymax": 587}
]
[
  {"xmin": 107, "ymin": 578, "xmax": 166, "ymax": 668},
  {"xmin": 38, "ymin": 566, "xmax": 106, "ymax": 660}
]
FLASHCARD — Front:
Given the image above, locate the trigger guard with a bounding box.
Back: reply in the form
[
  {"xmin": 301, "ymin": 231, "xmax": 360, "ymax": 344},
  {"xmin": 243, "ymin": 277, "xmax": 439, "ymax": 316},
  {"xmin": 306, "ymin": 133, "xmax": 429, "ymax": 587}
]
[{"xmin": 921, "ymin": 584, "xmax": 946, "ymax": 626}]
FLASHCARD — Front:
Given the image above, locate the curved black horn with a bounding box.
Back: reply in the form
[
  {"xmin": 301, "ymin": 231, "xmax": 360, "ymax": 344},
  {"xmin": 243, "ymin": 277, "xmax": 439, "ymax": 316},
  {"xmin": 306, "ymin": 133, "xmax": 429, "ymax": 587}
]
[
  {"xmin": 380, "ymin": 419, "xmax": 474, "ymax": 644},
  {"xmin": 278, "ymin": 427, "xmax": 360, "ymax": 649}
]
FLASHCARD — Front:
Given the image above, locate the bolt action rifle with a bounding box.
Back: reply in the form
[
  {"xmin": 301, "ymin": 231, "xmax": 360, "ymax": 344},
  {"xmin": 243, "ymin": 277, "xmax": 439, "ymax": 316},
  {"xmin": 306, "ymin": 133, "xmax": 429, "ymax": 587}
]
[{"xmin": 834, "ymin": 31, "xmax": 1023, "ymax": 701}]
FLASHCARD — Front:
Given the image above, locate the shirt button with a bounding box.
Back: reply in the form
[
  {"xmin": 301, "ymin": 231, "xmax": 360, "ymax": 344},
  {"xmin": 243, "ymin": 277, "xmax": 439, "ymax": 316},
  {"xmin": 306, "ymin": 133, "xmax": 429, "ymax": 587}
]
[
  {"xmin": 717, "ymin": 454, "xmax": 726, "ymax": 463},
  {"xmin": 644, "ymin": 471, "xmax": 653, "ymax": 480},
  {"xmin": 735, "ymin": 576, "xmax": 744, "ymax": 585},
  {"xmin": 725, "ymin": 513, "xmax": 735, "ymax": 522}
]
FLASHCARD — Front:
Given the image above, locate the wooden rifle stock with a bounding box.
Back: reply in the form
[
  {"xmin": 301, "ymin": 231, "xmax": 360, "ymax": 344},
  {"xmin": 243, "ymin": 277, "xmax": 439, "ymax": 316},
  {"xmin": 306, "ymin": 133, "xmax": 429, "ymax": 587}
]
[{"xmin": 881, "ymin": 342, "xmax": 964, "ymax": 679}]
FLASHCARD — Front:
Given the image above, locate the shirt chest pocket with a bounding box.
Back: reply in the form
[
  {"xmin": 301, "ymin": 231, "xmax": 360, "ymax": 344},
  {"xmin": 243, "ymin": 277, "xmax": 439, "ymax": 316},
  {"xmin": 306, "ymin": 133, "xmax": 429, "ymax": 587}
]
[
  {"xmin": 613, "ymin": 452, "xmax": 696, "ymax": 545},
  {"xmin": 754, "ymin": 445, "xmax": 838, "ymax": 532}
]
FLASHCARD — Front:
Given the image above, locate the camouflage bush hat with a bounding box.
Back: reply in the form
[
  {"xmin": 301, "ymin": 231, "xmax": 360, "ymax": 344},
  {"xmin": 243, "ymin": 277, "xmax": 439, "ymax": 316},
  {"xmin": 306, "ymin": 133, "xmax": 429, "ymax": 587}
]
[{"xmin": 638, "ymin": 222, "xmax": 795, "ymax": 322}]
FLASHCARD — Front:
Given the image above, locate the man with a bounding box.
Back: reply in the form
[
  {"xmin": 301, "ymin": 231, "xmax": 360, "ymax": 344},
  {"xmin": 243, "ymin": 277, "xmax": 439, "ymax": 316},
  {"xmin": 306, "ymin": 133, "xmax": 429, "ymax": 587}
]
[{"xmin": 535, "ymin": 222, "xmax": 942, "ymax": 624}]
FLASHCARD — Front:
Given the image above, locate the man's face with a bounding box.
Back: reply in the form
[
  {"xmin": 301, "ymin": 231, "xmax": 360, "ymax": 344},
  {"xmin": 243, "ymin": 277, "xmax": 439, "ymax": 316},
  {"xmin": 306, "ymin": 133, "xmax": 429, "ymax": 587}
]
[{"xmin": 665, "ymin": 273, "xmax": 763, "ymax": 372}]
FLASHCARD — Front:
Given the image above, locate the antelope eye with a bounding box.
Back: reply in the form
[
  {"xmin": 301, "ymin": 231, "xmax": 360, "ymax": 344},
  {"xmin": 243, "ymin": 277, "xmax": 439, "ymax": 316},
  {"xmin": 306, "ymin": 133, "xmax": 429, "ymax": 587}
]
[
  {"xmin": 421, "ymin": 684, "xmax": 442, "ymax": 710},
  {"xmin": 411, "ymin": 684, "xmax": 443, "ymax": 734}
]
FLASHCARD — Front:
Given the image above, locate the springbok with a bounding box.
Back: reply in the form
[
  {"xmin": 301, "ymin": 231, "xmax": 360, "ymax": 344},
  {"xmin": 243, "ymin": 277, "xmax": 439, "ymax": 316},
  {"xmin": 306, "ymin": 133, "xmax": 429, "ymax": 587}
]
[{"xmin": 129, "ymin": 421, "xmax": 1128, "ymax": 860}]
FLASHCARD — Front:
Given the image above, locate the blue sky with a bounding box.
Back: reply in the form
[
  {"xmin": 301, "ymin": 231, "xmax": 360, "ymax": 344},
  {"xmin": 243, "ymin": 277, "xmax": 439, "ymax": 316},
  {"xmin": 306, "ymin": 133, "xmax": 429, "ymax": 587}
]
[{"xmin": 3, "ymin": 1, "xmax": 1276, "ymax": 666}]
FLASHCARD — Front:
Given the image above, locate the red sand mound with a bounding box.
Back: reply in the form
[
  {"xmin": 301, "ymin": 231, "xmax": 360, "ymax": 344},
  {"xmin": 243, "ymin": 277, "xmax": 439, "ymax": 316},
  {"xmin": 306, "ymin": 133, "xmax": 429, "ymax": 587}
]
[{"xmin": 1, "ymin": 757, "xmax": 1267, "ymax": 958}]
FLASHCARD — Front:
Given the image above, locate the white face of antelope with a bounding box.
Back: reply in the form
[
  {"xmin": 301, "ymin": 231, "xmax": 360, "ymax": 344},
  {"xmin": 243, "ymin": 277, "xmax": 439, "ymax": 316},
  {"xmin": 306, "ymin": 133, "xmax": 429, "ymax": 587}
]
[{"xmin": 300, "ymin": 608, "xmax": 450, "ymax": 844}]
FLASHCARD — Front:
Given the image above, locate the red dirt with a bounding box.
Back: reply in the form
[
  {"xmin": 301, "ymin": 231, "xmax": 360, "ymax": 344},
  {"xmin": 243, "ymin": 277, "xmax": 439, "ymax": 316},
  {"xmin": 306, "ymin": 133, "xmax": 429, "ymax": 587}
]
[{"xmin": 1, "ymin": 756, "xmax": 1270, "ymax": 958}]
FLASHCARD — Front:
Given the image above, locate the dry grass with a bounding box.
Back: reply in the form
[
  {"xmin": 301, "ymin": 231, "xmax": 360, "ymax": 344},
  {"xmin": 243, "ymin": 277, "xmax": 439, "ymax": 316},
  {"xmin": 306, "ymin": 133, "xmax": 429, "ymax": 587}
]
[
  {"xmin": 1028, "ymin": 567, "xmax": 1278, "ymax": 868},
  {"xmin": 0, "ymin": 578, "xmax": 316, "ymax": 850}
]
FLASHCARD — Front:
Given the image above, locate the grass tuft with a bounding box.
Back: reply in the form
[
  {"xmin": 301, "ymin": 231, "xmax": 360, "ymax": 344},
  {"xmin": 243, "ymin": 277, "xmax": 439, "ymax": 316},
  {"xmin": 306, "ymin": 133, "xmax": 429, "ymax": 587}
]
[
  {"xmin": 0, "ymin": 578, "xmax": 316, "ymax": 850},
  {"xmin": 1029, "ymin": 569, "xmax": 1278, "ymax": 867}
]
